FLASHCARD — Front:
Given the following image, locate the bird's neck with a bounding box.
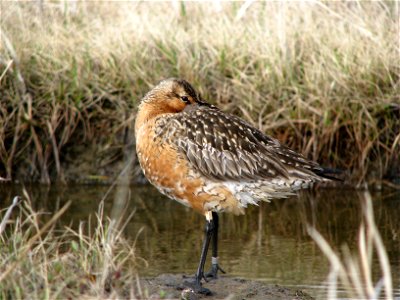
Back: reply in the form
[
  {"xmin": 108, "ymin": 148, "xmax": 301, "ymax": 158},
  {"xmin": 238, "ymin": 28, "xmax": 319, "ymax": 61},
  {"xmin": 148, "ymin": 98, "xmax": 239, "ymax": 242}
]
[{"xmin": 135, "ymin": 102, "xmax": 172, "ymax": 135}]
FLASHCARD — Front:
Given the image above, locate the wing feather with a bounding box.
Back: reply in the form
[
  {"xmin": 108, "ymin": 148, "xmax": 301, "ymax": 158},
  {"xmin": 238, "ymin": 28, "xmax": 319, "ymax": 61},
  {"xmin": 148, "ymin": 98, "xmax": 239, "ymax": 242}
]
[{"xmin": 162, "ymin": 106, "xmax": 323, "ymax": 182}]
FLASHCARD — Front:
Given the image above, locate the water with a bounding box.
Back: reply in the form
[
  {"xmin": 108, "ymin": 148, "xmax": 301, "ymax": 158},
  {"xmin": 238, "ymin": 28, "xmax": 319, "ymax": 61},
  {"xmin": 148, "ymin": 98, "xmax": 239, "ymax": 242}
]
[{"xmin": 0, "ymin": 183, "xmax": 399, "ymax": 299}]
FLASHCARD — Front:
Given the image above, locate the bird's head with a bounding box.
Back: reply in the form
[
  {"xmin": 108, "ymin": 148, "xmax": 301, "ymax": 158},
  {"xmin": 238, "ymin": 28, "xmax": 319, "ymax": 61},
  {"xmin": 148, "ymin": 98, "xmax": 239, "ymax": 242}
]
[
  {"xmin": 140, "ymin": 78, "xmax": 204, "ymax": 114},
  {"xmin": 135, "ymin": 78, "xmax": 214, "ymax": 134}
]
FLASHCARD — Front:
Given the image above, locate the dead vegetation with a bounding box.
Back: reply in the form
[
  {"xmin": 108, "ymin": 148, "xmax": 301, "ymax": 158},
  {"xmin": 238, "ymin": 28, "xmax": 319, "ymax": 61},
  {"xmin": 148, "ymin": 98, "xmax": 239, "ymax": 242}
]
[
  {"xmin": 0, "ymin": 183, "xmax": 146, "ymax": 299},
  {"xmin": 309, "ymin": 191, "xmax": 393, "ymax": 299},
  {"xmin": 0, "ymin": 1, "xmax": 399, "ymax": 184}
]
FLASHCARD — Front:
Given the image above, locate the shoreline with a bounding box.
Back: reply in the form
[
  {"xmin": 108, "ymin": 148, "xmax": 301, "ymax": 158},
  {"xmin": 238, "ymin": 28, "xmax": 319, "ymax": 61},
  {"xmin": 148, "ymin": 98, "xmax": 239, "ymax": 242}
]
[{"xmin": 140, "ymin": 274, "xmax": 315, "ymax": 300}]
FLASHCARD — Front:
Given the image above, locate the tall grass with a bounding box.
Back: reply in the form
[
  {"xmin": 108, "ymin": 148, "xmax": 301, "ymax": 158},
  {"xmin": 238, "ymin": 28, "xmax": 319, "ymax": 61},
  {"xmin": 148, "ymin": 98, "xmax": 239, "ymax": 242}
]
[
  {"xmin": 1, "ymin": 1, "xmax": 399, "ymax": 184},
  {"xmin": 0, "ymin": 188, "xmax": 144, "ymax": 299}
]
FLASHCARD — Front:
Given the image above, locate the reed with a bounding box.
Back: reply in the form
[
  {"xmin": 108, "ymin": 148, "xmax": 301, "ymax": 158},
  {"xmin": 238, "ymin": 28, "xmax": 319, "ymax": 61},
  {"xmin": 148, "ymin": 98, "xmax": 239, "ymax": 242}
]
[
  {"xmin": 0, "ymin": 189, "xmax": 144, "ymax": 299},
  {"xmin": 308, "ymin": 191, "xmax": 393, "ymax": 299},
  {"xmin": 1, "ymin": 1, "xmax": 398, "ymax": 184}
]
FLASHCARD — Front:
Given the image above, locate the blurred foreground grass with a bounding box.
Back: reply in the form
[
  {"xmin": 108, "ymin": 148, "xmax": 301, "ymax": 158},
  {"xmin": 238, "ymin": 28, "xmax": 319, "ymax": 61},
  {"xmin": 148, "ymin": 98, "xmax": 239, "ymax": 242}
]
[
  {"xmin": 0, "ymin": 191, "xmax": 144, "ymax": 299},
  {"xmin": 0, "ymin": 1, "xmax": 399, "ymax": 184}
]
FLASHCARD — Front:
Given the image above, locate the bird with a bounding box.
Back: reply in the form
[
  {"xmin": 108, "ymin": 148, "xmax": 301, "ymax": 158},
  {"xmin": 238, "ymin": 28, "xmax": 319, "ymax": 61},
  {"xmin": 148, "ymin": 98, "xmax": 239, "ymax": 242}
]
[{"xmin": 134, "ymin": 78, "xmax": 340, "ymax": 295}]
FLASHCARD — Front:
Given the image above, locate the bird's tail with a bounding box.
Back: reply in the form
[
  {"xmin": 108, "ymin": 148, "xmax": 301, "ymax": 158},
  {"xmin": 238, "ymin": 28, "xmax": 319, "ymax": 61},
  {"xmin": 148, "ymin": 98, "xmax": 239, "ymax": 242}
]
[{"xmin": 313, "ymin": 167, "xmax": 345, "ymax": 181}]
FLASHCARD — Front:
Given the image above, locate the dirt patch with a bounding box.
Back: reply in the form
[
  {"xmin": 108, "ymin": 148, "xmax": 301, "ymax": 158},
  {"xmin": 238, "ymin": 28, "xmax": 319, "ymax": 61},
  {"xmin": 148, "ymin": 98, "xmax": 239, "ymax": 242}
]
[{"xmin": 140, "ymin": 274, "xmax": 314, "ymax": 300}]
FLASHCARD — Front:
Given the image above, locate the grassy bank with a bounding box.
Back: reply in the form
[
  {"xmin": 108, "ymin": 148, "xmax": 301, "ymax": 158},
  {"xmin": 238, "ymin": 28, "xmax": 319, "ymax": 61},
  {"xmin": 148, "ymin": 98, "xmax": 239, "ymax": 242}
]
[{"xmin": 1, "ymin": 1, "xmax": 399, "ymax": 184}]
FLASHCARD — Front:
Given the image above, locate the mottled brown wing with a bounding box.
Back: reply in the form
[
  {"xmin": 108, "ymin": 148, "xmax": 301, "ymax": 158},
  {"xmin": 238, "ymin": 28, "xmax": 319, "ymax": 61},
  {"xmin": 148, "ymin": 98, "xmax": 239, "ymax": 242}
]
[{"xmin": 164, "ymin": 106, "xmax": 324, "ymax": 181}]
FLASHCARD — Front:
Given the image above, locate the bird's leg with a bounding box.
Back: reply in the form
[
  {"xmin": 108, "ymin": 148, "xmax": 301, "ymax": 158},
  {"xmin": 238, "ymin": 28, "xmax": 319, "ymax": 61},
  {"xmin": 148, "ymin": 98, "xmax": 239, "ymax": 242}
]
[
  {"xmin": 205, "ymin": 212, "xmax": 226, "ymax": 279},
  {"xmin": 184, "ymin": 211, "xmax": 214, "ymax": 295}
]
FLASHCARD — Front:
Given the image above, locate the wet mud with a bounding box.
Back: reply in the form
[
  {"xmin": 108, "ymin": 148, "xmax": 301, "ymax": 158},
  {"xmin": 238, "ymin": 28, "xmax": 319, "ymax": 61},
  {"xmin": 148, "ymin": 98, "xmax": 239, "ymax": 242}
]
[{"xmin": 140, "ymin": 274, "xmax": 314, "ymax": 300}]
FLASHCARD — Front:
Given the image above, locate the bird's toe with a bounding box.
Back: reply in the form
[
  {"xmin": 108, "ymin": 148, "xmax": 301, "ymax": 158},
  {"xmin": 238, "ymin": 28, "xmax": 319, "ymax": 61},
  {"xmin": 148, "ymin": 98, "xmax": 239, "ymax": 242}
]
[{"xmin": 205, "ymin": 263, "xmax": 226, "ymax": 279}]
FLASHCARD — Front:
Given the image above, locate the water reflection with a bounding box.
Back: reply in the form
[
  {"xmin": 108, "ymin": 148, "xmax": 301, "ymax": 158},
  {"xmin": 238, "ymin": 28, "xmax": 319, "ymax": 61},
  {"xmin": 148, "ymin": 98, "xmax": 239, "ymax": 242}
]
[{"xmin": 0, "ymin": 184, "xmax": 399, "ymax": 298}]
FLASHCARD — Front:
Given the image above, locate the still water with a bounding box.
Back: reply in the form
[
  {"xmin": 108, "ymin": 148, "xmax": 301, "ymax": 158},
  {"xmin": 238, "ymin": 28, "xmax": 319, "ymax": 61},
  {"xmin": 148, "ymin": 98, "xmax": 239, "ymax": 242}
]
[{"xmin": 0, "ymin": 184, "xmax": 399, "ymax": 299}]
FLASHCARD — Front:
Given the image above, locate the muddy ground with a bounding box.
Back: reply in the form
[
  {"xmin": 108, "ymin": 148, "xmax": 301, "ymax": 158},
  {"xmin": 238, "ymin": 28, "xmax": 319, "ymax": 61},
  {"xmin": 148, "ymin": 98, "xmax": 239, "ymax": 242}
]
[{"xmin": 139, "ymin": 274, "xmax": 314, "ymax": 300}]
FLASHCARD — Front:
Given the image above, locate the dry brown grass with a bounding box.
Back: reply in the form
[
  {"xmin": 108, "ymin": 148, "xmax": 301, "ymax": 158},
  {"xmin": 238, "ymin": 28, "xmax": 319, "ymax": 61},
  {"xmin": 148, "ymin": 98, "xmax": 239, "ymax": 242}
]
[
  {"xmin": 1, "ymin": 1, "xmax": 399, "ymax": 184},
  {"xmin": 308, "ymin": 191, "xmax": 393, "ymax": 299},
  {"xmin": 0, "ymin": 184, "xmax": 146, "ymax": 299}
]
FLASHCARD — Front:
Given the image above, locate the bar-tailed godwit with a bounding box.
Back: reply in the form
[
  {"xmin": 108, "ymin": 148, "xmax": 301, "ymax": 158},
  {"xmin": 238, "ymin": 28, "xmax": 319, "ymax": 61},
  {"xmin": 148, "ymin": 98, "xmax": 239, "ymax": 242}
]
[{"xmin": 135, "ymin": 78, "xmax": 339, "ymax": 294}]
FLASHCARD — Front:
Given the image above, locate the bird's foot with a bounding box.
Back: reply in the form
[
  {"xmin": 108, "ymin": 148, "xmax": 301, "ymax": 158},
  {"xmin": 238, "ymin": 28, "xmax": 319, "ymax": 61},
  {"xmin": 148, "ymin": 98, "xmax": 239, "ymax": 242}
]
[
  {"xmin": 183, "ymin": 275, "xmax": 212, "ymax": 295},
  {"xmin": 205, "ymin": 263, "xmax": 226, "ymax": 279}
]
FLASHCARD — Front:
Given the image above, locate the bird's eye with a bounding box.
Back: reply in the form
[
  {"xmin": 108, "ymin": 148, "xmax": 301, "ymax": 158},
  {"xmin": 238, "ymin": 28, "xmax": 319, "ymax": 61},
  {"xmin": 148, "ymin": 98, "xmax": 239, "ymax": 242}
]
[{"xmin": 181, "ymin": 96, "xmax": 190, "ymax": 103}]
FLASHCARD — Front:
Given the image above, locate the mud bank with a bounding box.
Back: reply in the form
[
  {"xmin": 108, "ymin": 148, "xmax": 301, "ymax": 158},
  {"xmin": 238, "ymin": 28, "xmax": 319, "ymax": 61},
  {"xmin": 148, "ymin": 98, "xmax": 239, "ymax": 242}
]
[{"xmin": 140, "ymin": 274, "xmax": 314, "ymax": 300}]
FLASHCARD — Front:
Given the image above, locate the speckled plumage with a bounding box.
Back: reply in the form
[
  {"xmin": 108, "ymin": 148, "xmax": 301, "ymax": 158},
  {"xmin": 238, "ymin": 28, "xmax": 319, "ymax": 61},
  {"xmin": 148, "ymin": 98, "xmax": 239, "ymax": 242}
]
[{"xmin": 135, "ymin": 78, "xmax": 331, "ymax": 215}]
